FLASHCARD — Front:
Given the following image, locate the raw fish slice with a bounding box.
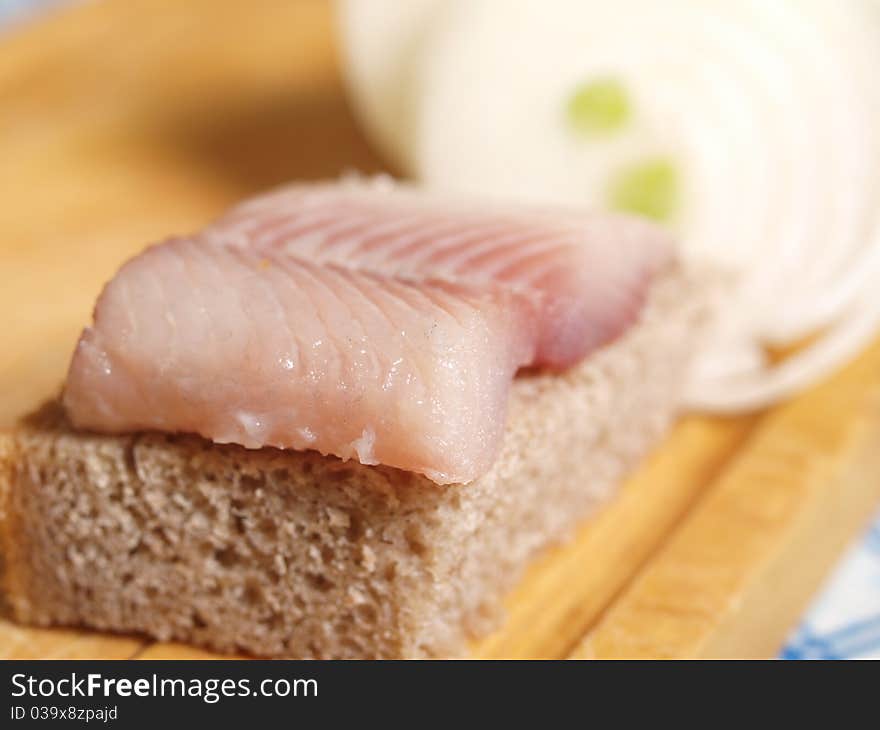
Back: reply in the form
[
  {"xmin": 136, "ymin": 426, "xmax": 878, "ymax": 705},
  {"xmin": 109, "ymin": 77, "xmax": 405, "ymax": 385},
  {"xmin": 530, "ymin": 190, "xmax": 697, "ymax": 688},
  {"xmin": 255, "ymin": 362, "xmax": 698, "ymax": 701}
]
[
  {"xmin": 64, "ymin": 238, "xmax": 535, "ymax": 484},
  {"xmin": 65, "ymin": 183, "xmax": 673, "ymax": 482},
  {"xmin": 207, "ymin": 182, "xmax": 673, "ymax": 368}
]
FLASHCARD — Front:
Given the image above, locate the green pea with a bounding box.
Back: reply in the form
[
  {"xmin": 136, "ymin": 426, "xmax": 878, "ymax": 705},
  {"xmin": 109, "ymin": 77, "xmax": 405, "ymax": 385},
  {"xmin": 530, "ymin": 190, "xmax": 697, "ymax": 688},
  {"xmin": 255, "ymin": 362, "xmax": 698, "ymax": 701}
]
[
  {"xmin": 566, "ymin": 78, "xmax": 631, "ymax": 136},
  {"xmin": 609, "ymin": 158, "xmax": 678, "ymax": 223}
]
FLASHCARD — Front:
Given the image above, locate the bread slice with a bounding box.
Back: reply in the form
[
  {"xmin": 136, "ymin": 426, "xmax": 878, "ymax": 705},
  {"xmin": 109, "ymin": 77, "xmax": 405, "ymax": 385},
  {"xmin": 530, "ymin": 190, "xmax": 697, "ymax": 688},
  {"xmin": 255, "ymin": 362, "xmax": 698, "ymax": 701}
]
[{"xmin": 0, "ymin": 266, "xmax": 709, "ymax": 658}]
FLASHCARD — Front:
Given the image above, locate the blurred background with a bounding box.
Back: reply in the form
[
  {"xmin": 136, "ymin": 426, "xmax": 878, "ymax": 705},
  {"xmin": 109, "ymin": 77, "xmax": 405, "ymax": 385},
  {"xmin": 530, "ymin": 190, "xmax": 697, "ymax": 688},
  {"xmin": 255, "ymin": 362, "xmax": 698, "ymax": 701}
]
[{"xmin": 1, "ymin": 0, "xmax": 879, "ymax": 658}]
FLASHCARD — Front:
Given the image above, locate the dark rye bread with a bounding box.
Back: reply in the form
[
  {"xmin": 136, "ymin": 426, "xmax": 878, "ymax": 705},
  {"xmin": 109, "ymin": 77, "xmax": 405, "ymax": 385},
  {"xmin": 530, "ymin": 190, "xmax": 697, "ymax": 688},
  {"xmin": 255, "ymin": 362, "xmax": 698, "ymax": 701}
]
[{"xmin": 0, "ymin": 266, "xmax": 710, "ymax": 658}]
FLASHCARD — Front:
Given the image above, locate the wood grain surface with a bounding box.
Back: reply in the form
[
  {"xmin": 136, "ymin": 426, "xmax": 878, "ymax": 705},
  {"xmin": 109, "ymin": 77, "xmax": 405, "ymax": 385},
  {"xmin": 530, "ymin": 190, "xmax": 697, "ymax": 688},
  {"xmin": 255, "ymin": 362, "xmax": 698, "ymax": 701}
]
[{"xmin": 1, "ymin": 0, "xmax": 877, "ymax": 659}]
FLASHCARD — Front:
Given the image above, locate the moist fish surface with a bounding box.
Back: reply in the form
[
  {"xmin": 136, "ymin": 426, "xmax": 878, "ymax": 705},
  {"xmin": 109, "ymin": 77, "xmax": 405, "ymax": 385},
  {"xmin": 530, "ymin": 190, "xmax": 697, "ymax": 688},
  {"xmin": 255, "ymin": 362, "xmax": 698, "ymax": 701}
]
[
  {"xmin": 64, "ymin": 180, "xmax": 673, "ymax": 483},
  {"xmin": 208, "ymin": 182, "xmax": 672, "ymax": 367}
]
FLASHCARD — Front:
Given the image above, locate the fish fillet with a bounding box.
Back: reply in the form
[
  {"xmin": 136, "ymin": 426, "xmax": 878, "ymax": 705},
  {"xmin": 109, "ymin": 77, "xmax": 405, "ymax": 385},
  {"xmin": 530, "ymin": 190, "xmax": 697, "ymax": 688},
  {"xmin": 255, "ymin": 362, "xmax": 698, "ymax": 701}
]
[
  {"xmin": 64, "ymin": 181, "xmax": 673, "ymax": 483},
  {"xmin": 208, "ymin": 182, "xmax": 672, "ymax": 367}
]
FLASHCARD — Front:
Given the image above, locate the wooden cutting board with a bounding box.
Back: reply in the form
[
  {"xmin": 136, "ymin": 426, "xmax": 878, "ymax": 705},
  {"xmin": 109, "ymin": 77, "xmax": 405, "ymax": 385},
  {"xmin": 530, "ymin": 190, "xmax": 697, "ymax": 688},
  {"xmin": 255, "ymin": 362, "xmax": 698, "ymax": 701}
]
[{"xmin": 2, "ymin": 0, "xmax": 879, "ymax": 660}]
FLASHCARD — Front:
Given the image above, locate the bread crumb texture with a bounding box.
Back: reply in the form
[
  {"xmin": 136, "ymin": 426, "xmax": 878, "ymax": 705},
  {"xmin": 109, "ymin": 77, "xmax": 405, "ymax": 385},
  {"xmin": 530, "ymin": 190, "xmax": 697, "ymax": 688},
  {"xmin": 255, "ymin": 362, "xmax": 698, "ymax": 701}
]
[{"xmin": 0, "ymin": 267, "xmax": 709, "ymax": 658}]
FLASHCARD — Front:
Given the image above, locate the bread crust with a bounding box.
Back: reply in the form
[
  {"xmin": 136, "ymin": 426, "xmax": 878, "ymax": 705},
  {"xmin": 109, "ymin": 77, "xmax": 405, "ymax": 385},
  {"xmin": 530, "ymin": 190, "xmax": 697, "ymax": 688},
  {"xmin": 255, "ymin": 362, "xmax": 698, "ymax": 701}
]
[{"xmin": 0, "ymin": 267, "xmax": 710, "ymax": 658}]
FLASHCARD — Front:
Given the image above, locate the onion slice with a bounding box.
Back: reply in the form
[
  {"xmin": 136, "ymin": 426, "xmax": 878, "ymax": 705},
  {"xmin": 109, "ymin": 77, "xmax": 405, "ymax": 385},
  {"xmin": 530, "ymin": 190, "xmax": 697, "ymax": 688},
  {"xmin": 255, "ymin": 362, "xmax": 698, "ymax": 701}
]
[
  {"xmin": 335, "ymin": 0, "xmax": 441, "ymax": 169},
  {"xmin": 337, "ymin": 0, "xmax": 880, "ymax": 412}
]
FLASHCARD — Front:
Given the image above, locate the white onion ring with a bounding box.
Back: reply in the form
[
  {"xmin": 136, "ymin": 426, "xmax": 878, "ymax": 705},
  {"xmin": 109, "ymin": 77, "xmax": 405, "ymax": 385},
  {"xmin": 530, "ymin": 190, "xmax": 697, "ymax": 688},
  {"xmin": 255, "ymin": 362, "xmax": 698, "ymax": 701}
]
[
  {"xmin": 338, "ymin": 0, "xmax": 880, "ymax": 412},
  {"xmin": 335, "ymin": 0, "xmax": 442, "ymax": 169}
]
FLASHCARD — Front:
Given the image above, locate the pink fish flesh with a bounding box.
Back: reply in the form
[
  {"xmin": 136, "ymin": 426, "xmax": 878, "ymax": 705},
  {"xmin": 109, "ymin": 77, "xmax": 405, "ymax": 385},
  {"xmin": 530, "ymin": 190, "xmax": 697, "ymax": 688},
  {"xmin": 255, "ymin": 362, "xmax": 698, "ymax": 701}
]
[{"xmin": 64, "ymin": 181, "xmax": 673, "ymax": 483}]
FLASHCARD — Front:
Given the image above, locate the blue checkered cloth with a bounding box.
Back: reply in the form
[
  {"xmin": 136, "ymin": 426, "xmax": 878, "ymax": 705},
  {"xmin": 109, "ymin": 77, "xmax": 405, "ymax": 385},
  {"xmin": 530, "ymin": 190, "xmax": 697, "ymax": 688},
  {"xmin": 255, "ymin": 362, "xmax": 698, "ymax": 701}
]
[
  {"xmin": 3, "ymin": 0, "xmax": 879, "ymax": 660},
  {"xmin": 782, "ymin": 513, "xmax": 880, "ymax": 659},
  {"xmin": 0, "ymin": 0, "xmax": 62, "ymax": 29}
]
